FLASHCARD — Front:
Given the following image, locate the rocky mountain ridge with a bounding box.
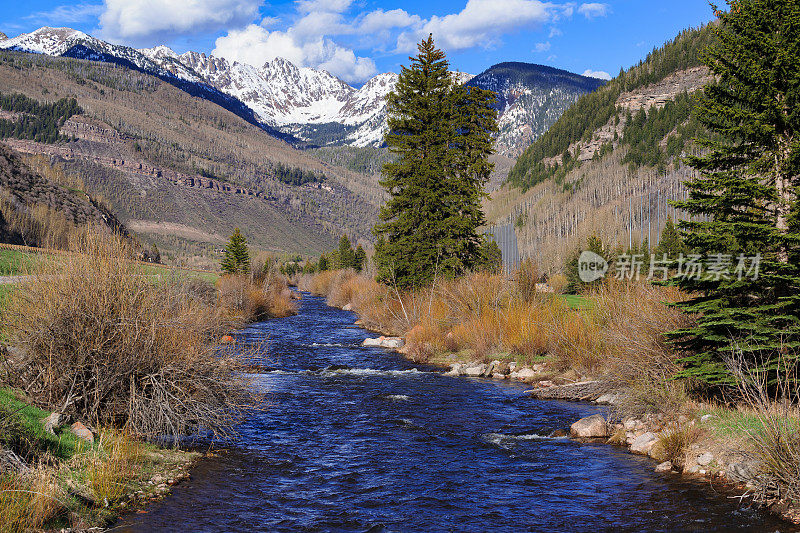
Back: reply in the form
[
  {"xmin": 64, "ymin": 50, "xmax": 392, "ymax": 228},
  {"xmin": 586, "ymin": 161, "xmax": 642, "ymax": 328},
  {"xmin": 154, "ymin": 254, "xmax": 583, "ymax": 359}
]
[{"xmin": 2, "ymin": 27, "xmax": 605, "ymax": 154}]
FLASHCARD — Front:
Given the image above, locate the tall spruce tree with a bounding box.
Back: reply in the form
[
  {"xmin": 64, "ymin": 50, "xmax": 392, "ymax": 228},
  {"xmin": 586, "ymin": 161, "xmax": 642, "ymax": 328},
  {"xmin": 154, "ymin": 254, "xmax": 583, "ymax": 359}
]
[
  {"xmin": 354, "ymin": 244, "xmax": 367, "ymax": 272},
  {"xmin": 671, "ymin": 0, "xmax": 800, "ymax": 385},
  {"xmin": 338, "ymin": 234, "xmax": 355, "ymax": 269},
  {"xmin": 221, "ymin": 228, "xmax": 251, "ymax": 274},
  {"xmin": 374, "ymin": 35, "xmax": 498, "ymax": 288}
]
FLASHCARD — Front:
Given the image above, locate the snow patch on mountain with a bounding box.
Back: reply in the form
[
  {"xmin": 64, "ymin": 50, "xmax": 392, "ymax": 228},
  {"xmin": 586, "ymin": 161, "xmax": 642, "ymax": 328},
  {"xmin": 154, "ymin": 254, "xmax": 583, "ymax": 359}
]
[{"xmin": 1, "ymin": 27, "xmax": 602, "ymax": 153}]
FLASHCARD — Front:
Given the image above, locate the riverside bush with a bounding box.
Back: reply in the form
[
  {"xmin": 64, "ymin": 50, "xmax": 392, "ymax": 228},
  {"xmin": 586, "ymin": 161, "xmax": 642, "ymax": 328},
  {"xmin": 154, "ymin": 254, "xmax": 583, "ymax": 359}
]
[
  {"xmin": 1, "ymin": 231, "xmax": 255, "ymax": 439},
  {"xmin": 726, "ymin": 349, "xmax": 800, "ymax": 504},
  {"xmin": 304, "ymin": 268, "xmax": 695, "ymax": 379},
  {"xmin": 217, "ymin": 271, "xmax": 296, "ymax": 321}
]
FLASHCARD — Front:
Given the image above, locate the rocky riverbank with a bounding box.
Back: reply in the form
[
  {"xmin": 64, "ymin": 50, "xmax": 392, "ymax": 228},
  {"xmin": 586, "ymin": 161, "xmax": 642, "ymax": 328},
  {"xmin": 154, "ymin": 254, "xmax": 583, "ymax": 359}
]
[{"xmin": 358, "ymin": 332, "xmax": 800, "ymax": 526}]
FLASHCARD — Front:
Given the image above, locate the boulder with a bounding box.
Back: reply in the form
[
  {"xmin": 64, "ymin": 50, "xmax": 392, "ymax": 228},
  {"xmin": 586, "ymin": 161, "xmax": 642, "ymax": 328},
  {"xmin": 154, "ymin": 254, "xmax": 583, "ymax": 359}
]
[
  {"xmin": 444, "ymin": 363, "xmax": 464, "ymax": 377},
  {"xmin": 514, "ymin": 367, "xmax": 537, "ymax": 380},
  {"xmin": 655, "ymin": 461, "xmax": 673, "ymax": 473},
  {"xmin": 362, "ymin": 337, "xmax": 384, "ymax": 347},
  {"xmin": 0, "ymin": 447, "xmax": 29, "ymax": 475},
  {"xmin": 41, "ymin": 412, "xmax": 61, "ymax": 435},
  {"xmin": 726, "ymin": 461, "xmax": 760, "ymax": 483},
  {"xmin": 464, "ymin": 364, "xmax": 486, "ymax": 377},
  {"xmin": 696, "ymin": 452, "xmax": 714, "ymax": 466},
  {"xmin": 71, "ymin": 421, "xmax": 94, "ymax": 444},
  {"xmin": 381, "ymin": 338, "xmax": 405, "ymax": 349},
  {"xmin": 342, "ymin": 303, "xmax": 352, "ymax": 311},
  {"xmin": 595, "ymin": 393, "xmax": 620, "ymax": 405},
  {"xmin": 570, "ymin": 414, "xmax": 608, "ymax": 438},
  {"xmin": 630, "ymin": 432, "xmax": 658, "ymax": 455},
  {"xmin": 492, "ymin": 373, "xmax": 506, "ymax": 380},
  {"xmin": 495, "ymin": 361, "xmax": 510, "ymax": 375},
  {"xmin": 483, "ymin": 361, "xmax": 497, "ymax": 377}
]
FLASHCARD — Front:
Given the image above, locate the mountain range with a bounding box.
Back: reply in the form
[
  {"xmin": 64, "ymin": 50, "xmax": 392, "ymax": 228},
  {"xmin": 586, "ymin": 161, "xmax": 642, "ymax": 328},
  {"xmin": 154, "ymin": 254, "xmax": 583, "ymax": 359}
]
[{"xmin": 0, "ymin": 27, "xmax": 605, "ymax": 155}]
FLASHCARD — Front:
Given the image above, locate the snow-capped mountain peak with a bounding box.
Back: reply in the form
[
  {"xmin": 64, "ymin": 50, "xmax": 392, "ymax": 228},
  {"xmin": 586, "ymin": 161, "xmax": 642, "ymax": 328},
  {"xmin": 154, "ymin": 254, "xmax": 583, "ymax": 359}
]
[
  {"xmin": 139, "ymin": 45, "xmax": 180, "ymax": 61},
  {"xmin": 0, "ymin": 27, "xmax": 605, "ymax": 152},
  {"xmin": 3, "ymin": 27, "xmax": 94, "ymax": 56}
]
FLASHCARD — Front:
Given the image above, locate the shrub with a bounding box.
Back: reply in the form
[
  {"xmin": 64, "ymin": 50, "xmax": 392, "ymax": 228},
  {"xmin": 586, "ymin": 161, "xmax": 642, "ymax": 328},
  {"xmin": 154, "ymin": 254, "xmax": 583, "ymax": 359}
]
[
  {"xmin": 591, "ymin": 280, "xmax": 695, "ymax": 417},
  {"xmin": 2, "ymin": 231, "xmax": 256, "ymax": 439},
  {"xmin": 514, "ymin": 259, "xmax": 539, "ymax": 303},
  {"xmin": 217, "ymin": 272, "xmax": 296, "ymax": 321},
  {"xmin": 651, "ymin": 423, "xmax": 704, "ymax": 467},
  {"xmin": 725, "ymin": 348, "xmax": 800, "ymax": 504}
]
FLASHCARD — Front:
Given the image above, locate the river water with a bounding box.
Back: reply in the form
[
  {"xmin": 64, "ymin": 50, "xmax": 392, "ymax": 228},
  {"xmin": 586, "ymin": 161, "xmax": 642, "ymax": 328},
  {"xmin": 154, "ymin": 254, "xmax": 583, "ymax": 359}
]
[{"xmin": 116, "ymin": 294, "xmax": 793, "ymax": 532}]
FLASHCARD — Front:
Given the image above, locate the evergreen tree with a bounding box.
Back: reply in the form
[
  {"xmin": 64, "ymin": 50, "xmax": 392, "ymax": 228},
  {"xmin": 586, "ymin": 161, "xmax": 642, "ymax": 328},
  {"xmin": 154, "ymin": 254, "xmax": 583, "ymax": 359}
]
[
  {"xmin": 565, "ymin": 234, "xmax": 610, "ymax": 294},
  {"xmin": 655, "ymin": 215, "xmax": 684, "ymax": 258},
  {"xmin": 670, "ymin": 0, "xmax": 800, "ymax": 385},
  {"xmin": 374, "ymin": 35, "xmax": 498, "ymax": 288},
  {"xmin": 476, "ymin": 238, "xmax": 503, "ymax": 273},
  {"xmin": 150, "ymin": 243, "xmax": 161, "ymax": 264},
  {"xmin": 353, "ymin": 244, "xmax": 366, "ymax": 273},
  {"xmin": 220, "ymin": 228, "xmax": 250, "ymax": 274},
  {"xmin": 338, "ymin": 234, "xmax": 355, "ymax": 269},
  {"xmin": 318, "ymin": 254, "xmax": 329, "ymax": 272}
]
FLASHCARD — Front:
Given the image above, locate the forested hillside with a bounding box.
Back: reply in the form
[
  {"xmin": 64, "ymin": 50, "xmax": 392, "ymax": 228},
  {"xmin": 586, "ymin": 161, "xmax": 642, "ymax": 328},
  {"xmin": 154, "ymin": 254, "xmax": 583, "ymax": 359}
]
[
  {"xmin": 0, "ymin": 50, "xmax": 385, "ymax": 265},
  {"xmin": 487, "ymin": 24, "xmax": 717, "ymax": 272},
  {"xmin": 0, "ymin": 143, "xmax": 132, "ymax": 249},
  {"xmin": 507, "ymin": 25, "xmax": 716, "ymax": 190}
]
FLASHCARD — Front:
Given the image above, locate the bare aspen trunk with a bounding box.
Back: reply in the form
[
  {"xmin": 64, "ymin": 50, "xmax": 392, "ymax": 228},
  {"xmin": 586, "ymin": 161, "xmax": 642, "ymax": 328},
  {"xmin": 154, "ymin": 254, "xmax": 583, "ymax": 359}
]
[{"xmin": 775, "ymin": 139, "xmax": 793, "ymax": 263}]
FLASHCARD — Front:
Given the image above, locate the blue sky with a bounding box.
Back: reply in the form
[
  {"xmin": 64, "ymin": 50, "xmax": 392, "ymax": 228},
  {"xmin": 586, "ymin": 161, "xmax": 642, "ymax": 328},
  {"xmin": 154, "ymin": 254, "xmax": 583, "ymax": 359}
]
[{"xmin": 1, "ymin": 0, "xmax": 715, "ymax": 84}]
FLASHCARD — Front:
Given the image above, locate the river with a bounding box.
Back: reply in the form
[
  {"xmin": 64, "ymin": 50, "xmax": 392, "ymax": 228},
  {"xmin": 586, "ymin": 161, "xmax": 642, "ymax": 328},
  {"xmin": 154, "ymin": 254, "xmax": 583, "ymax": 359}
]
[{"xmin": 116, "ymin": 293, "xmax": 793, "ymax": 532}]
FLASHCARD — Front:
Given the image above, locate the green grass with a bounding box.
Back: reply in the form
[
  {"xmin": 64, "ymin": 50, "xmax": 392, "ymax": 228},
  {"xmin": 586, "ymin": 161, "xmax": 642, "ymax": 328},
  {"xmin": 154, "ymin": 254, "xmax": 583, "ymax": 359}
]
[
  {"xmin": 140, "ymin": 263, "xmax": 219, "ymax": 284},
  {"xmin": 696, "ymin": 406, "xmax": 800, "ymax": 438},
  {"xmin": 0, "ymin": 388, "xmax": 87, "ymax": 460},
  {"xmin": 562, "ymin": 294, "xmax": 593, "ymax": 310},
  {"xmin": 0, "ymin": 249, "xmax": 39, "ymax": 275}
]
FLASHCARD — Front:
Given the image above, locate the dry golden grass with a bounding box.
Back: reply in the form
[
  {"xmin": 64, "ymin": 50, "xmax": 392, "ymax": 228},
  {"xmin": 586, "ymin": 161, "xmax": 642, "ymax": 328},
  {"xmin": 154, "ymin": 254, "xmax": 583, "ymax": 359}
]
[
  {"xmin": 305, "ymin": 267, "xmax": 695, "ymax": 379},
  {"xmin": 2, "ymin": 230, "xmax": 255, "ymax": 439},
  {"xmin": 217, "ymin": 272, "xmax": 296, "ymax": 321},
  {"xmin": 81, "ymin": 429, "xmax": 142, "ymax": 507},
  {"xmin": 651, "ymin": 423, "xmax": 705, "ymax": 466},
  {"xmin": 0, "ymin": 467, "xmax": 68, "ymax": 533}
]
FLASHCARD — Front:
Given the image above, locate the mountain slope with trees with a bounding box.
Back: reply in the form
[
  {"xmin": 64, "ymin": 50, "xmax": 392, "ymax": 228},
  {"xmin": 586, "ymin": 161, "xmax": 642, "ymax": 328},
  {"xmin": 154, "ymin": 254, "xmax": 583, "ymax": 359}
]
[
  {"xmin": 486, "ymin": 24, "xmax": 718, "ymax": 272},
  {"xmin": 0, "ymin": 49, "xmax": 383, "ymax": 264}
]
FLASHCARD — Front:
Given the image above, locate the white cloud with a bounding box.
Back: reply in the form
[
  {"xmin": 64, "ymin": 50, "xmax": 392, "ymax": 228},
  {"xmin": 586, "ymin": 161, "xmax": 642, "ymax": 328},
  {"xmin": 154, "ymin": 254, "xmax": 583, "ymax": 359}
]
[
  {"xmin": 24, "ymin": 3, "xmax": 104, "ymax": 25},
  {"xmin": 397, "ymin": 0, "xmax": 567, "ymax": 52},
  {"xmin": 582, "ymin": 69, "xmax": 611, "ymax": 80},
  {"xmin": 548, "ymin": 26, "xmax": 563, "ymax": 38},
  {"xmin": 578, "ymin": 3, "xmax": 610, "ymax": 19},
  {"xmin": 99, "ymin": 0, "xmax": 260, "ymax": 44},
  {"xmin": 358, "ymin": 9, "xmax": 421, "ymax": 35},
  {"xmin": 212, "ymin": 22, "xmax": 376, "ymax": 83},
  {"xmin": 534, "ymin": 41, "xmax": 551, "ymax": 52},
  {"xmin": 296, "ymin": 0, "xmax": 353, "ymax": 14}
]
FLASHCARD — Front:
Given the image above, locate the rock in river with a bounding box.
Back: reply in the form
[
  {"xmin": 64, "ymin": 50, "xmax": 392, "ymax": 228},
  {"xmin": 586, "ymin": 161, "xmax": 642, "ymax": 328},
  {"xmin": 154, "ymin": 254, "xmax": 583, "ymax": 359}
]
[
  {"xmin": 630, "ymin": 432, "xmax": 658, "ymax": 455},
  {"xmin": 465, "ymin": 364, "xmax": 487, "ymax": 377},
  {"xmin": 570, "ymin": 414, "xmax": 608, "ymax": 438},
  {"xmin": 655, "ymin": 461, "xmax": 673, "ymax": 473}
]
